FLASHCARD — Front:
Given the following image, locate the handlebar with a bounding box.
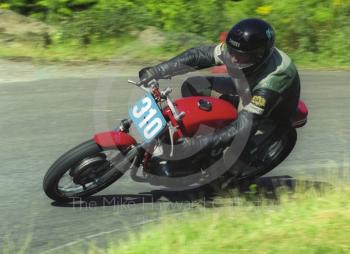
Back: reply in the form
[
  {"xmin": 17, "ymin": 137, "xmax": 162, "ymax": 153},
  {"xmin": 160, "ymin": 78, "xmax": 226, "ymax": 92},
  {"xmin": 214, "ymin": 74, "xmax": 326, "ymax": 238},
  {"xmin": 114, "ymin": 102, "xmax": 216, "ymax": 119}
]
[
  {"xmin": 128, "ymin": 78, "xmax": 160, "ymax": 89},
  {"xmin": 127, "ymin": 78, "xmax": 185, "ymax": 122},
  {"xmin": 127, "ymin": 79, "xmax": 144, "ymax": 87}
]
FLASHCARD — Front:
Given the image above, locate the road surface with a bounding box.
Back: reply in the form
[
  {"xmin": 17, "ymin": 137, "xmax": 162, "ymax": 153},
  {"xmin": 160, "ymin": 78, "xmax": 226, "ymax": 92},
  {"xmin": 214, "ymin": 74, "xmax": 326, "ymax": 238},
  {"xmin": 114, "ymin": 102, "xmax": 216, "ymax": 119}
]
[{"xmin": 0, "ymin": 69, "xmax": 349, "ymax": 253}]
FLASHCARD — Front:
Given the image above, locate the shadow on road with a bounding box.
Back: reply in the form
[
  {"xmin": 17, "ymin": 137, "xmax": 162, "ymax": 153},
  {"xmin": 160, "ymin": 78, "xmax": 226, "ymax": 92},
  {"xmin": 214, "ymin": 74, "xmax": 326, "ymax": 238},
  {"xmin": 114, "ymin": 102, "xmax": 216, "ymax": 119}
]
[{"xmin": 51, "ymin": 175, "xmax": 332, "ymax": 208}]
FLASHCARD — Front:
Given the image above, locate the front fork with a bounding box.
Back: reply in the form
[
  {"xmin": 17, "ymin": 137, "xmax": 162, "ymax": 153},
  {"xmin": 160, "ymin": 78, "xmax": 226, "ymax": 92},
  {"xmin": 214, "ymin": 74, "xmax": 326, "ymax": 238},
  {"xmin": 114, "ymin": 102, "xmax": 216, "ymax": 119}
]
[
  {"xmin": 115, "ymin": 117, "xmax": 180, "ymax": 183},
  {"xmin": 115, "ymin": 118, "xmax": 152, "ymax": 183}
]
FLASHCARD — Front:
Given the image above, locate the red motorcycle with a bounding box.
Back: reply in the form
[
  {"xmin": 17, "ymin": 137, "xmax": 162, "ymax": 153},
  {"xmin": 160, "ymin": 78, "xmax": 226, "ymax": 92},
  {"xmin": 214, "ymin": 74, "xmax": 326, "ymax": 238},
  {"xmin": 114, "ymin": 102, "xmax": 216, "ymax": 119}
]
[{"xmin": 43, "ymin": 78, "xmax": 308, "ymax": 202}]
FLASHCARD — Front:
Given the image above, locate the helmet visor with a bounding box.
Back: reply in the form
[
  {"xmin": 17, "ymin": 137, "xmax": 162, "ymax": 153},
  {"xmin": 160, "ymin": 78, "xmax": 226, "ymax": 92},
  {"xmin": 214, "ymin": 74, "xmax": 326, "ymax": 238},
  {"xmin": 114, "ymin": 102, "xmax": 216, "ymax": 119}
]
[{"xmin": 225, "ymin": 45, "xmax": 265, "ymax": 70}]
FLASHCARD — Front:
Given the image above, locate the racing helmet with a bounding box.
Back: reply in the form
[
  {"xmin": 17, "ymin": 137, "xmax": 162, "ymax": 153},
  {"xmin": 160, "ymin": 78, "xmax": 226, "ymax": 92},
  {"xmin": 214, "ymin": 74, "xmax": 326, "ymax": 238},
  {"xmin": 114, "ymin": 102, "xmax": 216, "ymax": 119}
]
[{"xmin": 225, "ymin": 18, "xmax": 275, "ymax": 74}]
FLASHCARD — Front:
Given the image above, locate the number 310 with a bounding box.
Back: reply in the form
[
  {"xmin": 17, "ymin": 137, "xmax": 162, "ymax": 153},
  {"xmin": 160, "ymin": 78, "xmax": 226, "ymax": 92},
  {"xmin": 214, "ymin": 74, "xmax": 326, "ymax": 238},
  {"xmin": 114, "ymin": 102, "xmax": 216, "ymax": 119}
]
[{"xmin": 132, "ymin": 97, "xmax": 163, "ymax": 140}]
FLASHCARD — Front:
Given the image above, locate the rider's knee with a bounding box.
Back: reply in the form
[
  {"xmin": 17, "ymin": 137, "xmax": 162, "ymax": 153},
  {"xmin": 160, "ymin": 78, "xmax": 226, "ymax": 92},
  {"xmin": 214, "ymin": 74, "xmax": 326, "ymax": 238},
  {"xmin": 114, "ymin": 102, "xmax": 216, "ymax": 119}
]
[{"xmin": 181, "ymin": 76, "xmax": 212, "ymax": 97}]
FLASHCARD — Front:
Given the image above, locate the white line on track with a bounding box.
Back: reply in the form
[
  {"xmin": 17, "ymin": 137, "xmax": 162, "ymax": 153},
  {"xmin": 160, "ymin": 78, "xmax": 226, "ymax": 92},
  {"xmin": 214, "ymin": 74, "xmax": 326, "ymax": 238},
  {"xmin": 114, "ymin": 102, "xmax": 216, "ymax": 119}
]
[{"xmin": 39, "ymin": 218, "xmax": 159, "ymax": 254}]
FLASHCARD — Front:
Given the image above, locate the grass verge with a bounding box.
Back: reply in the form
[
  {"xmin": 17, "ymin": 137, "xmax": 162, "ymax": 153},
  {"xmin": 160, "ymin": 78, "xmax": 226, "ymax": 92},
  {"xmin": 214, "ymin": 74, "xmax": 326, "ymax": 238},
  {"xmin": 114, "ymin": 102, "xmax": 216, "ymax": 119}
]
[
  {"xmin": 1, "ymin": 39, "xmax": 349, "ymax": 70},
  {"xmin": 99, "ymin": 186, "xmax": 350, "ymax": 254}
]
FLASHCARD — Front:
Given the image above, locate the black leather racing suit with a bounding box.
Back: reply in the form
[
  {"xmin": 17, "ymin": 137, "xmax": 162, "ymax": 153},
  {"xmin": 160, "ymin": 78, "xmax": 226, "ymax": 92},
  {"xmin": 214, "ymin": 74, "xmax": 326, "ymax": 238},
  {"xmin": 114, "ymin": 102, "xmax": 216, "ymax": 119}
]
[{"xmin": 141, "ymin": 44, "xmax": 301, "ymax": 155}]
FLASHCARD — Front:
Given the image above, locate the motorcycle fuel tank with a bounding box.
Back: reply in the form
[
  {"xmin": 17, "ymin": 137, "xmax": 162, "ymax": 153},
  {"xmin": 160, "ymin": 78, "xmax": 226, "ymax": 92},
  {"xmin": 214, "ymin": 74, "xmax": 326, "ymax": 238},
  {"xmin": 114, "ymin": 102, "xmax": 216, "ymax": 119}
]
[{"xmin": 164, "ymin": 96, "xmax": 237, "ymax": 137}]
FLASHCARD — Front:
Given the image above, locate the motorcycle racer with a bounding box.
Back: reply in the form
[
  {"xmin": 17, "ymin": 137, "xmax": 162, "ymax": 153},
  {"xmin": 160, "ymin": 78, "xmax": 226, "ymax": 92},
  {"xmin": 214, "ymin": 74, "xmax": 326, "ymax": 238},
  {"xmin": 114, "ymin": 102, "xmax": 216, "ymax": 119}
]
[{"xmin": 139, "ymin": 18, "xmax": 301, "ymax": 160}]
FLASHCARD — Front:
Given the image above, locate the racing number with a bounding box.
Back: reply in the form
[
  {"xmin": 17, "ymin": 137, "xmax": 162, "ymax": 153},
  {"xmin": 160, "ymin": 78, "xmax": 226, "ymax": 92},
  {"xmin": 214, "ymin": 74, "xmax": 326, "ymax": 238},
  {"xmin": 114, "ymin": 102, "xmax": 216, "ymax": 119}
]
[{"xmin": 132, "ymin": 97, "xmax": 163, "ymax": 140}]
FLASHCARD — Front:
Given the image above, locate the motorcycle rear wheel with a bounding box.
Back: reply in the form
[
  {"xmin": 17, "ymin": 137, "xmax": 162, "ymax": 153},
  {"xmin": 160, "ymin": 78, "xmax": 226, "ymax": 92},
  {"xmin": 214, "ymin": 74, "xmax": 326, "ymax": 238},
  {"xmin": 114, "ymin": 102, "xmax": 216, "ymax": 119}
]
[
  {"xmin": 43, "ymin": 140, "xmax": 125, "ymax": 202},
  {"xmin": 239, "ymin": 126, "xmax": 297, "ymax": 181}
]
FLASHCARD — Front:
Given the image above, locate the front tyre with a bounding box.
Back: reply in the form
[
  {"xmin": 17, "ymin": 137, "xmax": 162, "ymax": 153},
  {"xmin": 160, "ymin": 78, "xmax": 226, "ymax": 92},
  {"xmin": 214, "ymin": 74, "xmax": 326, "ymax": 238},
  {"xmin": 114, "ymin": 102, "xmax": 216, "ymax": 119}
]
[{"xmin": 43, "ymin": 140, "xmax": 125, "ymax": 202}]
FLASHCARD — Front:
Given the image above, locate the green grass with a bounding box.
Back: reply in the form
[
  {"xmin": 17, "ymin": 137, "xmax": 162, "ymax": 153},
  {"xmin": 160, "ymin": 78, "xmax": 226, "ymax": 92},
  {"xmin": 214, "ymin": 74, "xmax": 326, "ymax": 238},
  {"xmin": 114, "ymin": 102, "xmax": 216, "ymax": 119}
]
[
  {"xmin": 0, "ymin": 39, "xmax": 136, "ymax": 63},
  {"xmin": 0, "ymin": 37, "xmax": 181, "ymax": 64},
  {"xmin": 2, "ymin": 184, "xmax": 349, "ymax": 254},
  {"xmin": 98, "ymin": 186, "xmax": 350, "ymax": 254},
  {"xmin": 1, "ymin": 38, "xmax": 349, "ymax": 69}
]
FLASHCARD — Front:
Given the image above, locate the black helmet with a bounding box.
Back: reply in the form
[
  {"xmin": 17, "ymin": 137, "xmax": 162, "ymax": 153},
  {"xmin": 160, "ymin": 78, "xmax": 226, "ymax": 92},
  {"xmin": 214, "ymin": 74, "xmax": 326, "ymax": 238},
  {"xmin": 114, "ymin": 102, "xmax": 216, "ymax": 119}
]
[{"xmin": 225, "ymin": 18, "xmax": 275, "ymax": 74}]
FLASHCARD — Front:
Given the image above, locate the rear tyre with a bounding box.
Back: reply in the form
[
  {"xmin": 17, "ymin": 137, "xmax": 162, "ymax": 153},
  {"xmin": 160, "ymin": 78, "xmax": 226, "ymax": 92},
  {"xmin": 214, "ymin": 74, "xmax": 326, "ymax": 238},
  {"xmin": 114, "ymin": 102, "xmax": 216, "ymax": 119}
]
[
  {"xmin": 239, "ymin": 126, "xmax": 297, "ymax": 181},
  {"xmin": 43, "ymin": 140, "xmax": 125, "ymax": 202}
]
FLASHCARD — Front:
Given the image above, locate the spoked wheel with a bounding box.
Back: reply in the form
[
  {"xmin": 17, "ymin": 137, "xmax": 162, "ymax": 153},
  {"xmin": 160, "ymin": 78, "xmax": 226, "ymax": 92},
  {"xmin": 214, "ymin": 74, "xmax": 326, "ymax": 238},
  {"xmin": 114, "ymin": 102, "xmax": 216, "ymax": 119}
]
[
  {"xmin": 238, "ymin": 126, "xmax": 297, "ymax": 181},
  {"xmin": 43, "ymin": 140, "xmax": 128, "ymax": 202}
]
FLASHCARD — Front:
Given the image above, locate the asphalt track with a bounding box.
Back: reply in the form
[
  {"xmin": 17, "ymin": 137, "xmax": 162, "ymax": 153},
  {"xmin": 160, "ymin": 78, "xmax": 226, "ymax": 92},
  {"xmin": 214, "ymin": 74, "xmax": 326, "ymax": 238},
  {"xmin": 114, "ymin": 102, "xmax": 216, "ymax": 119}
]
[{"xmin": 0, "ymin": 70, "xmax": 349, "ymax": 253}]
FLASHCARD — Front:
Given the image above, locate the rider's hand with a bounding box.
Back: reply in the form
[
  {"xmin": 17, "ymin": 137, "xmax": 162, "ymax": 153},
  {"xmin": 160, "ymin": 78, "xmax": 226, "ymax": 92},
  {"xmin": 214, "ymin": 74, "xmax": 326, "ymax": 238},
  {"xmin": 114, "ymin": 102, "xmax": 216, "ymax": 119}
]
[{"xmin": 139, "ymin": 67, "xmax": 158, "ymax": 83}]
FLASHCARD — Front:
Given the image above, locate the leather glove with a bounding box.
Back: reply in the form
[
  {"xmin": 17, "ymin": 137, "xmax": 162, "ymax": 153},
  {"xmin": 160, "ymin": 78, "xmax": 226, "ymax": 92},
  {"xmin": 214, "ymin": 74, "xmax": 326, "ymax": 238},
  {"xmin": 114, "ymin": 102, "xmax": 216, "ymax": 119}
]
[{"xmin": 139, "ymin": 66, "xmax": 159, "ymax": 83}]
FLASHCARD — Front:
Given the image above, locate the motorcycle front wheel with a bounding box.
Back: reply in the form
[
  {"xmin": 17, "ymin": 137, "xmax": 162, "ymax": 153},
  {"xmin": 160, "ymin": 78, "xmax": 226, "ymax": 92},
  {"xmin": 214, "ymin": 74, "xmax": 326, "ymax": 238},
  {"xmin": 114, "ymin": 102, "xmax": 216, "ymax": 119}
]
[{"xmin": 43, "ymin": 140, "xmax": 126, "ymax": 202}]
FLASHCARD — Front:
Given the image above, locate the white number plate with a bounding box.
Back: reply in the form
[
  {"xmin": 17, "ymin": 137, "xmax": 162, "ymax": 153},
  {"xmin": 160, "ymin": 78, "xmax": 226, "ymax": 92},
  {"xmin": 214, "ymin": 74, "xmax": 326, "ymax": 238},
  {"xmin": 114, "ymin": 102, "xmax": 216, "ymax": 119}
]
[{"xmin": 129, "ymin": 92, "xmax": 167, "ymax": 143}]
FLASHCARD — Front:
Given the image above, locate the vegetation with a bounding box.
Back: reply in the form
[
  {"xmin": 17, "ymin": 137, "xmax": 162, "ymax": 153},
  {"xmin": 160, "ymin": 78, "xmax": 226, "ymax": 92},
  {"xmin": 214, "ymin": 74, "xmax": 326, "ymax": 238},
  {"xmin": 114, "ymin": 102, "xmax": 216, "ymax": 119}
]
[
  {"xmin": 93, "ymin": 186, "xmax": 350, "ymax": 254},
  {"xmin": 0, "ymin": 0, "xmax": 349, "ymax": 66}
]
